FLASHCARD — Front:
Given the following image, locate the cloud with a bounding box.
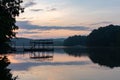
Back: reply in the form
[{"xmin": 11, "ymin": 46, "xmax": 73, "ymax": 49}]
[
  {"xmin": 21, "ymin": 31, "xmax": 40, "ymax": 34},
  {"xmin": 30, "ymin": 9, "xmax": 44, "ymax": 12},
  {"xmin": 30, "ymin": 7, "xmax": 57, "ymax": 12},
  {"xmin": 19, "ymin": 17, "xmax": 27, "ymax": 19},
  {"xmin": 24, "ymin": 1, "xmax": 36, "ymax": 8},
  {"xmin": 90, "ymin": 21, "xmax": 113, "ymax": 26},
  {"xmin": 17, "ymin": 21, "xmax": 90, "ymax": 31},
  {"xmin": 47, "ymin": 8, "xmax": 57, "ymax": 11}
]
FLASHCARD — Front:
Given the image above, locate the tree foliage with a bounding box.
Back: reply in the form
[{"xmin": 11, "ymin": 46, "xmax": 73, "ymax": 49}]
[
  {"xmin": 64, "ymin": 35, "xmax": 87, "ymax": 46},
  {"xmin": 0, "ymin": 0, "xmax": 24, "ymax": 52},
  {"xmin": 64, "ymin": 24, "xmax": 120, "ymax": 47},
  {"xmin": 0, "ymin": 56, "xmax": 17, "ymax": 80},
  {"xmin": 87, "ymin": 24, "xmax": 120, "ymax": 47}
]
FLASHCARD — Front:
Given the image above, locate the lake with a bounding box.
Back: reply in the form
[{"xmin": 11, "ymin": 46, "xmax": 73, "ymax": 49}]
[{"xmin": 5, "ymin": 47, "xmax": 120, "ymax": 80}]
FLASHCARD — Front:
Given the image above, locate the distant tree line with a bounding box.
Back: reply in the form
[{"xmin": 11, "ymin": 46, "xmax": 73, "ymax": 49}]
[
  {"xmin": 64, "ymin": 35, "xmax": 87, "ymax": 46},
  {"xmin": 64, "ymin": 24, "xmax": 120, "ymax": 47},
  {"xmin": 87, "ymin": 24, "xmax": 120, "ymax": 47}
]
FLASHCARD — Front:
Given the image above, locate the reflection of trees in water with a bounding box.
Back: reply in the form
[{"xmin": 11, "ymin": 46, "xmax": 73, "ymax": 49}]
[
  {"xmin": 64, "ymin": 47, "xmax": 120, "ymax": 68},
  {"xmin": 64, "ymin": 47, "xmax": 88, "ymax": 57},
  {"xmin": 88, "ymin": 48, "xmax": 120, "ymax": 68},
  {"xmin": 0, "ymin": 56, "xmax": 17, "ymax": 80}
]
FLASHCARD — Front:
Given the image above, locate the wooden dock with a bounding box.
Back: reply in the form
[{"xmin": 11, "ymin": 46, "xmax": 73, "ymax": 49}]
[{"xmin": 24, "ymin": 39, "xmax": 54, "ymax": 52}]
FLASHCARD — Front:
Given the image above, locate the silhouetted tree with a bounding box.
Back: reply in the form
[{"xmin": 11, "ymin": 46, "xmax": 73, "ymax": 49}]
[
  {"xmin": 0, "ymin": 56, "xmax": 17, "ymax": 80},
  {"xmin": 0, "ymin": 0, "xmax": 24, "ymax": 52},
  {"xmin": 87, "ymin": 24, "xmax": 120, "ymax": 47},
  {"xmin": 64, "ymin": 35, "xmax": 87, "ymax": 46}
]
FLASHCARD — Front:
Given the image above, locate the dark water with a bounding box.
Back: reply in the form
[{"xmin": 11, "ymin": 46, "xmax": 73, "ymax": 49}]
[{"xmin": 5, "ymin": 47, "xmax": 120, "ymax": 80}]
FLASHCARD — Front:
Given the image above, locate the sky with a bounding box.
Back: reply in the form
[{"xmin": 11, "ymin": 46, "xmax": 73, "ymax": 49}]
[{"xmin": 16, "ymin": 0, "xmax": 120, "ymax": 39}]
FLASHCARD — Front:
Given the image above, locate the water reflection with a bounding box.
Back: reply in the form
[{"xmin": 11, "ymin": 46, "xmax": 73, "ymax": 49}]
[
  {"xmin": 3, "ymin": 47, "xmax": 120, "ymax": 80},
  {"xmin": 5, "ymin": 47, "xmax": 120, "ymax": 70},
  {"xmin": 7, "ymin": 48, "xmax": 90, "ymax": 71},
  {"xmin": 29, "ymin": 51, "xmax": 54, "ymax": 61},
  {"xmin": 64, "ymin": 47, "xmax": 87, "ymax": 57},
  {"xmin": 64, "ymin": 47, "xmax": 120, "ymax": 68},
  {"xmin": 88, "ymin": 48, "xmax": 120, "ymax": 68}
]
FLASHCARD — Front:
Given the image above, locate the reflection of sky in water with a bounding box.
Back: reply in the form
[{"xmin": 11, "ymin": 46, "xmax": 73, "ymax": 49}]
[
  {"xmin": 11, "ymin": 65, "xmax": 120, "ymax": 80},
  {"xmin": 8, "ymin": 52, "xmax": 91, "ymax": 71},
  {"xmin": 7, "ymin": 50, "xmax": 120, "ymax": 80}
]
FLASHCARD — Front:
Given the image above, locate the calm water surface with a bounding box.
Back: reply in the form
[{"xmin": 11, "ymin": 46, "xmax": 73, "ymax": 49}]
[{"xmin": 6, "ymin": 47, "xmax": 120, "ymax": 80}]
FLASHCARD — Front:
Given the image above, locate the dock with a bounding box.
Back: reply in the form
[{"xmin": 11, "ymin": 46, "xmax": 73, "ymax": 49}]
[{"xmin": 24, "ymin": 39, "xmax": 54, "ymax": 52}]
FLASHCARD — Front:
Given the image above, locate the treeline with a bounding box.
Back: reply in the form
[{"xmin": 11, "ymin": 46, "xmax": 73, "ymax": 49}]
[
  {"xmin": 64, "ymin": 35, "xmax": 87, "ymax": 46},
  {"xmin": 64, "ymin": 24, "xmax": 120, "ymax": 47}
]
